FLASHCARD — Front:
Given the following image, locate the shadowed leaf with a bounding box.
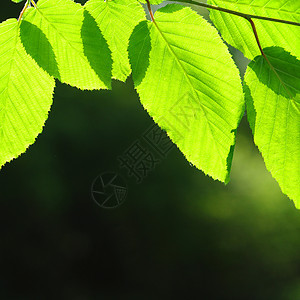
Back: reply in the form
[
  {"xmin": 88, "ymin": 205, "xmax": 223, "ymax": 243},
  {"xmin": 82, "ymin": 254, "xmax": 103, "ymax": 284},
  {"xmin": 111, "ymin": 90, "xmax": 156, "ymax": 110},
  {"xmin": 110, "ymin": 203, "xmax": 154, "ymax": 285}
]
[{"xmin": 245, "ymin": 47, "xmax": 300, "ymax": 207}]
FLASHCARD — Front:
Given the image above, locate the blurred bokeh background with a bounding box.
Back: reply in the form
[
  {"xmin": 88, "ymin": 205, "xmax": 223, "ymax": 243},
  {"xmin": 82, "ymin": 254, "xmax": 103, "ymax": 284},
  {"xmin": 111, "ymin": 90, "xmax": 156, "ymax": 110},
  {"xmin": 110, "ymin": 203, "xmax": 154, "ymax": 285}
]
[{"xmin": 1, "ymin": 1, "xmax": 300, "ymax": 299}]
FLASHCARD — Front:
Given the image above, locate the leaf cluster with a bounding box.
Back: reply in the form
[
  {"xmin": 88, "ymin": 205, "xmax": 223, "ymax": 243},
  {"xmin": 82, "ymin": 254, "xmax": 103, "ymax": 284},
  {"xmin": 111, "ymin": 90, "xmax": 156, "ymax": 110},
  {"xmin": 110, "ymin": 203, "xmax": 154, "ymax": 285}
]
[{"xmin": 2, "ymin": 0, "xmax": 299, "ymax": 207}]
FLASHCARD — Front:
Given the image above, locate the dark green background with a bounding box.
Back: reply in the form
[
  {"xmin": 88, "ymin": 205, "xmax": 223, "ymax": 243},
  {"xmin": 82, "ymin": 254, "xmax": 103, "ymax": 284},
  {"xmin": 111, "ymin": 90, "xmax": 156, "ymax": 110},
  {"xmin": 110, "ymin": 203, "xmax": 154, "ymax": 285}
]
[{"xmin": 1, "ymin": 1, "xmax": 300, "ymax": 299}]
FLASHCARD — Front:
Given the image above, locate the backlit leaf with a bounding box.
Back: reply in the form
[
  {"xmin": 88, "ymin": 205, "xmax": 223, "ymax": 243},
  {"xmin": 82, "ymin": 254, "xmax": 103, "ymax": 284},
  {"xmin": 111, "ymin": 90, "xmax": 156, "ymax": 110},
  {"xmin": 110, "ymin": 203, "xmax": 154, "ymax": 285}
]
[
  {"xmin": 85, "ymin": 0, "xmax": 145, "ymax": 82},
  {"xmin": 22, "ymin": 0, "xmax": 112, "ymax": 90},
  {"xmin": 0, "ymin": 19, "xmax": 55, "ymax": 169},
  {"xmin": 129, "ymin": 4, "xmax": 244, "ymax": 182}
]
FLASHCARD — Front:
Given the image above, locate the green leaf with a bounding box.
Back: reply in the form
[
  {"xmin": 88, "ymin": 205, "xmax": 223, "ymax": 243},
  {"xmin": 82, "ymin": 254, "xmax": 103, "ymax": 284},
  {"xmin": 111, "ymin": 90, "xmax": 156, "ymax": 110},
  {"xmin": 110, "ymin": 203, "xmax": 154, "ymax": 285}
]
[
  {"xmin": 207, "ymin": 0, "xmax": 300, "ymax": 60},
  {"xmin": 22, "ymin": 0, "xmax": 112, "ymax": 90},
  {"xmin": 11, "ymin": 0, "xmax": 25, "ymax": 3},
  {"xmin": 0, "ymin": 19, "xmax": 55, "ymax": 169},
  {"xmin": 129, "ymin": 4, "xmax": 244, "ymax": 182},
  {"xmin": 84, "ymin": 0, "xmax": 145, "ymax": 82},
  {"xmin": 244, "ymin": 47, "xmax": 300, "ymax": 207}
]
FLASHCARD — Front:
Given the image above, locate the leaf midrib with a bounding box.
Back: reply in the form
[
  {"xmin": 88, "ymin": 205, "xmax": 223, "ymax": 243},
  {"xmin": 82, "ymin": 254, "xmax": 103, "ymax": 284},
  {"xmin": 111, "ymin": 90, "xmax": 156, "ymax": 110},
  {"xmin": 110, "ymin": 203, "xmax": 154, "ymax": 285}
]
[{"xmin": 151, "ymin": 18, "xmax": 227, "ymax": 168}]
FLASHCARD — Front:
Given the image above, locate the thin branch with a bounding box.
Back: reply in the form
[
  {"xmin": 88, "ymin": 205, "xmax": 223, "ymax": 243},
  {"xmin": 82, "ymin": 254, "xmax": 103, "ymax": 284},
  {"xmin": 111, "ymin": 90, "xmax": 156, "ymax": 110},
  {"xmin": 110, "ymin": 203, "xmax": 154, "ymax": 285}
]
[{"xmin": 173, "ymin": 0, "xmax": 300, "ymax": 27}]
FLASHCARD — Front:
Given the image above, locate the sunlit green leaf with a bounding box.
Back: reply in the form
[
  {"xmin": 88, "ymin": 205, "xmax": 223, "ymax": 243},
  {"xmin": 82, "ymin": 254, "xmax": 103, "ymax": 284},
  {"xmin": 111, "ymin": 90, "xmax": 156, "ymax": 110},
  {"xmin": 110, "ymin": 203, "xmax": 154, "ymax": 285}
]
[
  {"xmin": 0, "ymin": 19, "xmax": 55, "ymax": 169},
  {"xmin": 129, "ymin": 4, "xmax": 244, "ymax": 182}
]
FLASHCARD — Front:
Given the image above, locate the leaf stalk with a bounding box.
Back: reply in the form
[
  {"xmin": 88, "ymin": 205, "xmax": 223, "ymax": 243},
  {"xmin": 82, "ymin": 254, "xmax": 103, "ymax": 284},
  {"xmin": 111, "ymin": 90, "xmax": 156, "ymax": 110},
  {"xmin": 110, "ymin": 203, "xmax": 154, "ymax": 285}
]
[
  {"xmin": 18, "ymin": 0, "xmax": 31, "ymax": 23},
  {"xmin": 146, "ymin": 0, "xmax": 156, "ymax": 23}
]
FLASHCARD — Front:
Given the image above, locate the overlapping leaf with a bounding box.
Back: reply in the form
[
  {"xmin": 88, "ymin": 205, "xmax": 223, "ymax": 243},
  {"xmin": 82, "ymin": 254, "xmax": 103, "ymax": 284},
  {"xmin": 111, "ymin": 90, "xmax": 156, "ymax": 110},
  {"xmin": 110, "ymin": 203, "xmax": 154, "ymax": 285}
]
[
  {"xmin": 207, "ymin": 0, "xmax": 300, "ymax": 60},
  {"xmin": 22, "ymin": 0, "xmax": 112, "ymax": 90},
  {"xmin": 85, "ymin": 0, "xmax": 145, "ymax": 82},
  {"xmin": 244, "ymin": 47, "xmax": 300, "ymax": 207},
  {"xmin": 0, "ymin": 19, "xmax": 55, "ymax": 169},
  {"xmin": 129, "ymin": 4, "xmax": 244, "ymax": 182}
]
